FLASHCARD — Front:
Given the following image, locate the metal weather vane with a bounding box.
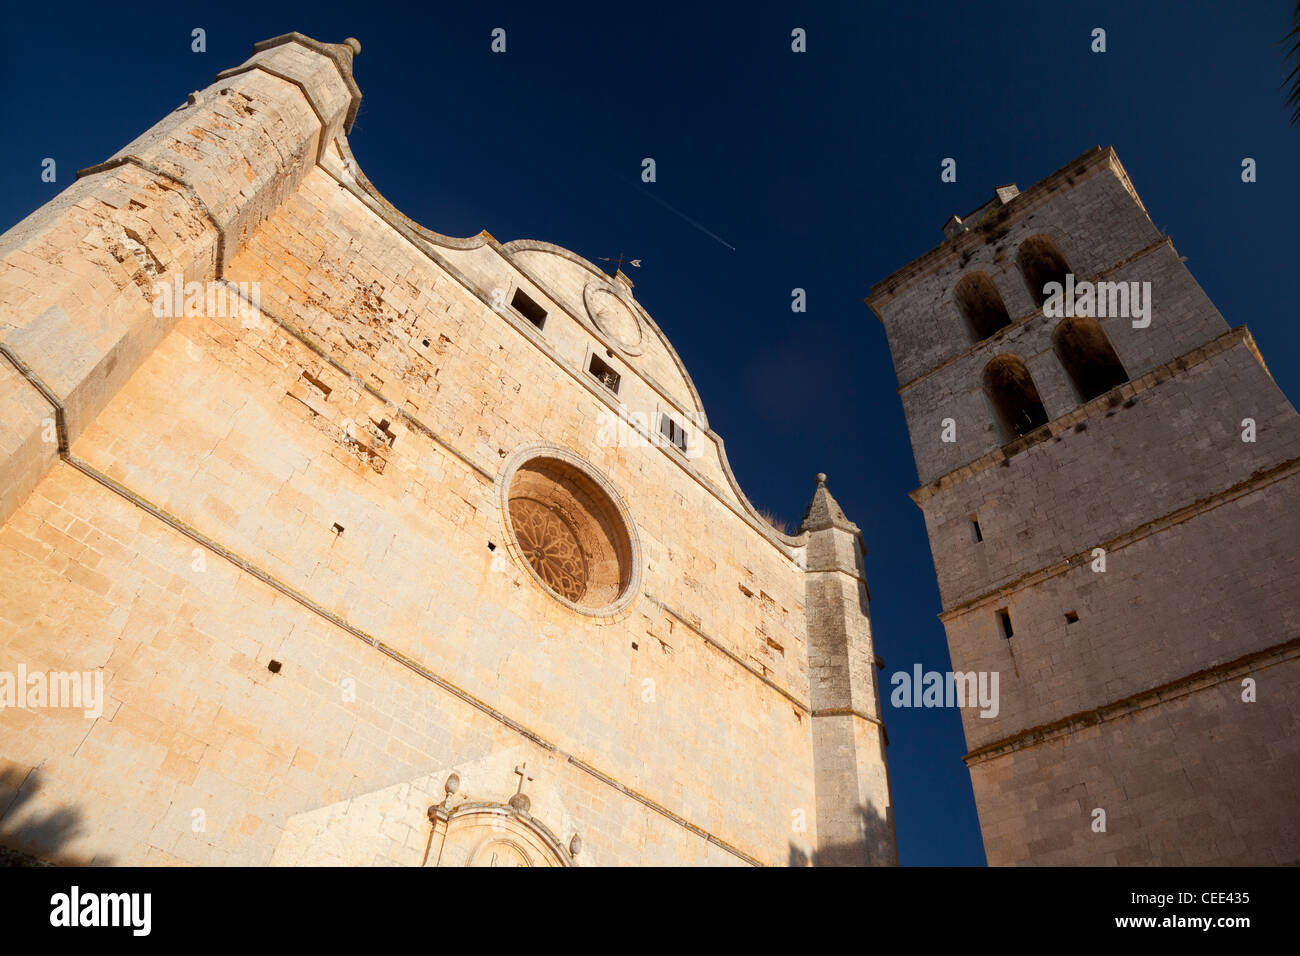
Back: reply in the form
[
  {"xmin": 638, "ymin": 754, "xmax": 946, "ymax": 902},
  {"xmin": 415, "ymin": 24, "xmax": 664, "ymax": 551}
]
[{"xmin": 598, "ymin": 253, "xmax": 642, "ymax": 271}]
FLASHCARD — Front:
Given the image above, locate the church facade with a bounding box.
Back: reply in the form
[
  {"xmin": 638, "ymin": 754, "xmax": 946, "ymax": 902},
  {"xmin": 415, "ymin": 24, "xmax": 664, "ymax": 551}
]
[
  {"xmin": 868, "ymin": 148, "xmax": 1300, "ymax": 864},
  {"xmin": 0, "ymin": 34, "xmax": 894, "ymax": 866}
]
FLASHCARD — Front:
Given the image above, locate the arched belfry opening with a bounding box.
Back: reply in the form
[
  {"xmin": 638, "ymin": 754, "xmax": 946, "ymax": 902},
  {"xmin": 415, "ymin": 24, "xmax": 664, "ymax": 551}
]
[
  {"xmin": 1053, "ymin": 316, "xmax": 1129, "ymax": 402},
  {"xmin": 955, "ymin": 272, "xmax": 1012, "ymax": 341},
  {"xmin": 983, "ymin": 354, "xmax": 1049, "ymax": 440},
  {"xmin": 1017, "ymin": 236, "xmax": 1071, "ymax": 307}
]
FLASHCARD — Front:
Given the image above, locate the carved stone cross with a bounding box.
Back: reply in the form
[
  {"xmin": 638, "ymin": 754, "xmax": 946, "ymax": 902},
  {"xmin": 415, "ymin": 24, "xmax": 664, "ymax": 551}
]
[{"xmin": 514, "ymin": 762, "xmax": 533, "ymax": 796}]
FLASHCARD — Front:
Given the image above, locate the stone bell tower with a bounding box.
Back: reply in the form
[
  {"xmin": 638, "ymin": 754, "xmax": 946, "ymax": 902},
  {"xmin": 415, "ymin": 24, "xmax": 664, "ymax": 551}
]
[{"xmin": 866, "ymin": 146, "xmax": 1300, "ymax": 865}]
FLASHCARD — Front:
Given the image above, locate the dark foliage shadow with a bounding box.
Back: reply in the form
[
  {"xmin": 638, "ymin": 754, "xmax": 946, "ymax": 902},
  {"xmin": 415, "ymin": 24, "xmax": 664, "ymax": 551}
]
[
  {"xmin": 0, "ymin": 767, "xmax": 109, "ymax": 866},
  {"xmin": 789, "ymin": 801, "xmax": 898, "ymax": 867}
]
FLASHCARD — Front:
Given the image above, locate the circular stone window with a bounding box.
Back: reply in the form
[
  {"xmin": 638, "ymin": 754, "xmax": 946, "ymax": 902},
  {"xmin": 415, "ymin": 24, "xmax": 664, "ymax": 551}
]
[
  {"xmin": 502, "ymin": 450, "xmax": 639, "ymax": 614},
  {"xmin": 583, "ymin": 280, "xmax": 644, "ymax": 354}
]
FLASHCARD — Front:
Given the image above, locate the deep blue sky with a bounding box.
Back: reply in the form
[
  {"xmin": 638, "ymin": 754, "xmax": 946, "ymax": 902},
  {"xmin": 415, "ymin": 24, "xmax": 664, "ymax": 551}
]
[{"xmin": 3, "ymin": 1, "xmax": 1297, "ymax": 866}]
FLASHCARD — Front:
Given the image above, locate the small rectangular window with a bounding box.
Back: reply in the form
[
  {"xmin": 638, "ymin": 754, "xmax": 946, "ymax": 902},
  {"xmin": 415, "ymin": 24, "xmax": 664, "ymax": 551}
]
[
  {"xmin": 301, "ymin": 370, "xmax": 331, "ymax": 400},
  {"xmin": 588, "ymin": 354, "xmax": 621, "ymax": 394},
  {"xmin": 660, "ymin": 413, "xmax": 687, "ymax": 452},
  {"xmin": 511, "ymin": 288, "xmax": 547, "ymax": 330},
  {"xmin": 997, "ymin": 608, "xmax": 1013, "ymax": 640},
  {"xmin": 970, "ymin": 516, "xmax": 983, "ymax": 542},
  {"xmin": 1064, "ymin": 610, "xmax": 1079, "ymax": 624},
  {"xmin": 372, "ymin": 417, "xmax": 396, "ymax": 447}
]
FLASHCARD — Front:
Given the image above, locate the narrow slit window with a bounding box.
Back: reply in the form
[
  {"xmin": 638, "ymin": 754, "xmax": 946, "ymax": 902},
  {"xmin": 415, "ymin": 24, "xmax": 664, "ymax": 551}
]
[
  {"xmin": 511, "ymin": 288, "xmax": 547, "ymax": 330},
  {"xmin": 588, "ymin": 354, "xmax": 621, "ymax": 394},
  {"xmin": 970, "ymin": 516, "xmax": 983, "ymax": 542},
  {"xmin": 660, "ymin": 413, "xmax": 687, "ymax": 452},
  {"xmin": 997, "ymin": 608, "xmax": 1013, "ymax": 640}
]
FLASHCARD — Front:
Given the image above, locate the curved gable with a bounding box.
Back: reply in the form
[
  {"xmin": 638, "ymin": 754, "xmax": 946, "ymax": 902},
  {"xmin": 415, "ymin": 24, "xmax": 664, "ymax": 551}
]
[{"xmin": 504, "ymin": 241, "xmax": 703, "ymax": 417}]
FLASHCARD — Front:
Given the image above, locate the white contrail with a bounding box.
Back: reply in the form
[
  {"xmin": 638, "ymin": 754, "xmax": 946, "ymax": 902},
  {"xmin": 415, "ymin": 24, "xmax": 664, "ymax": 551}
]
[
  {"xmin": 615, "ymin": 173, "xmax": 736, "ymax": 251},
  {"xmin": 636, "ymin": 186, "xmax": 736, "ymax": 251}
]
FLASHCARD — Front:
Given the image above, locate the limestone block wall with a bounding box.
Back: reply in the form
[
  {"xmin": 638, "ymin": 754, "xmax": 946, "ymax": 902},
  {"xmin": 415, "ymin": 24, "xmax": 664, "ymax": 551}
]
[
  {"xmin": 0, "ymin": 180, "xmax": 818, "ymax": 865},
  {"xmin": 945, "ymin": 466, "xmax": 1300, "ymax": 751},
  {"xmin": 0, "ymin": 34, "xmax": 358, "ymax": 529},
  {"xmin": 969, "ymin": 654, "xmax": 1300, "ymax": 866},
  {"xmin": 0, "ymin": 32, "xmax": 894, "ymax": 868},
  {"xmin": 0, "ymin": 462, "xmax": 755, "ymax": 865},
  {"xmin": 918, "ymin": 336, "xmax": 1300, "ymax": 609},
  {"xmin": 315, "ymin": 135, "xmax": 747, "ymax": 517}
]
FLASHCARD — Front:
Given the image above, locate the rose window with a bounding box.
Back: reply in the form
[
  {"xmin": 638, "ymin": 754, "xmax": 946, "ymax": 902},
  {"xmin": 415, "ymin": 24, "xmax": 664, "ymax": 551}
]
[
  {"xmin": 504, "ymin": 455, "xmax": 635, "ymax": 612},
  {"xmin": 508, "ymin": 498, "xmax": 588, "ymax": 602}
]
